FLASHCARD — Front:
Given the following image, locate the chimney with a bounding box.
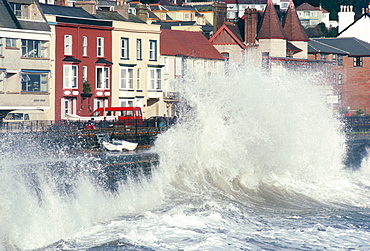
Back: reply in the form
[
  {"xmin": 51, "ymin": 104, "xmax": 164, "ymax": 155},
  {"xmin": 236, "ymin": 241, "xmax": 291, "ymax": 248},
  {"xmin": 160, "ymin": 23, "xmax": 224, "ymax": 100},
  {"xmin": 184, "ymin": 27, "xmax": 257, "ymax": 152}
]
[
  {"xmin": 115, "ymin": 0, "xmax": 129, "ymax": 19},
  {"xmin": 338, "ymin": 5, "xmax": 355, "ymax": 33},
  {"xmin": 56, "ymin": 0, "xmax": 67, "ymax": 6},
  {"xmin": 213, "ymin": 2, "xmax": 227, "ymax": 34},
  {"xmin": 136, "ymin": 3, "xmax": 148, "ymax": 23},
  {"xmin": 244, "ymin": 8, "xmax": 258, "ymax": 46},
  {"xmin": 75, "ymin": 1, "xmax": 97, "ymax": 14}
]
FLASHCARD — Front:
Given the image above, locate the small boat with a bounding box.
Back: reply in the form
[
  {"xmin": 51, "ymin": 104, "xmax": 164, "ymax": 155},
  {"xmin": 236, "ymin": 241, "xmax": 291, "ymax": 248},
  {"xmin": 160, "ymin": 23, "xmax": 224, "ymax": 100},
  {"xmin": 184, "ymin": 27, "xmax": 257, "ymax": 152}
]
[
  {"xmin": 66, "ymin": 113, "xmax": 117, "ymax": 122},
  {"xmin": 103, "ymin": 140, "xmax": 138, "ymax": 151}
]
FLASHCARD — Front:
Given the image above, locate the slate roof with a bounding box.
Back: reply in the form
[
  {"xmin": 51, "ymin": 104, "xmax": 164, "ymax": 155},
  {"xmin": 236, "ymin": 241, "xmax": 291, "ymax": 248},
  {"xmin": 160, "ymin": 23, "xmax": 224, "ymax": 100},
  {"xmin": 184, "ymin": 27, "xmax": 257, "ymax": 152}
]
[
  {"xmin": 308, "ymin": 37, "xmax": 370, "ymax": 56},
  {"xmin": 40, "ymin": 3, "xmax": 97, "ymax": 19},
  {"xmin": 256, "ymin": 0, "xmax": 286, "ymax": 39},
  {"xmin": 0, "ymin": 0, "xmax": 20, "ymax": 29},
  {"xmin": 160, "ymin": 29, "xmax": 224, "ymax": 60},
  {"xmin": 94, "ymin": 10, "xmax": 128, "ymax": 21},
  {"xmin": 283, "ymin": 0, "xmax": 309, "ymax": 41}
]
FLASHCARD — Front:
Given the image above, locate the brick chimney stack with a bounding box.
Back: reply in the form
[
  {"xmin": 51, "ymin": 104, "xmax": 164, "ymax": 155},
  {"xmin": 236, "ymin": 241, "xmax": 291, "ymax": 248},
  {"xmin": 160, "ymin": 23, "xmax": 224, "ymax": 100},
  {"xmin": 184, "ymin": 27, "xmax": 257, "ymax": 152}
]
[
  {"xmin": 136, "ymin": 3, "xmax": 148, "ymax": 23},
  {"xmin": 213, "ymin": 2, "xmax": 227, "ymax": 34},
  {"xmin": 244, "ymin": 8, "xmax": 258, "ymax": 46}
]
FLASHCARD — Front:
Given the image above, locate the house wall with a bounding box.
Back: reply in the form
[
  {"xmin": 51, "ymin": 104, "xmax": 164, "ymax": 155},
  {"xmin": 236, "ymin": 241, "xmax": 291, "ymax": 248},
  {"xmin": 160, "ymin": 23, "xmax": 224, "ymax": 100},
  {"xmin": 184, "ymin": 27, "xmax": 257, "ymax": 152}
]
[
  {"xmin": 213, "ymin": 44, "xmax": 244, "ymax": 64},
  {"xmin": 338, "ymin": 15, "xmax": 370, "ymax": 44},
  {"xmin": 258, "ymin": 39, "xmax": 286, "ymax": 58},
  {"xmin": 111, "ymin": 20, "xmax": 164, "ymax": 119},
  {"xmin": 0, "ymin": 29, "xmax": 52, "ymax": 118},
  {"xmin": 51, "ymin": 20, "xmax": 113, "ymax": 120}
]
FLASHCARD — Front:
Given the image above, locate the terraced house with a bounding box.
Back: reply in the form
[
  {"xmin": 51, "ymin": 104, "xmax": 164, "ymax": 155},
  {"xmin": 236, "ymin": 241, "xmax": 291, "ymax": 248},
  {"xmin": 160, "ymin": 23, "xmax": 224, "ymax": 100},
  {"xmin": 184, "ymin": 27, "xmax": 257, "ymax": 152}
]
[{"xmin": 0, "ymin": 0, "xmax": 52, "ymax": 120}]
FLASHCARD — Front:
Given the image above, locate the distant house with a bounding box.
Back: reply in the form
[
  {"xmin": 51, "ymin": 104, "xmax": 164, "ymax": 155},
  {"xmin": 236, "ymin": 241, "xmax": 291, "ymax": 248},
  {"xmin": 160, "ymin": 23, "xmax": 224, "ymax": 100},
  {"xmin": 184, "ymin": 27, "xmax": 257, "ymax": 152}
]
[
  {"xmin": 160, "ymin": 29, "xmax": 224, "ymax": 117},
  {"xmin": 295, "ymin": 2, "xmax": 331, "ymax": 28},
  {"xmin": 308, "ymin": 37, "xmax": 370, "ymax": 114},
  {"xmin": 0, "ymin": 0, "xmax": 52, "ymax": 120}
]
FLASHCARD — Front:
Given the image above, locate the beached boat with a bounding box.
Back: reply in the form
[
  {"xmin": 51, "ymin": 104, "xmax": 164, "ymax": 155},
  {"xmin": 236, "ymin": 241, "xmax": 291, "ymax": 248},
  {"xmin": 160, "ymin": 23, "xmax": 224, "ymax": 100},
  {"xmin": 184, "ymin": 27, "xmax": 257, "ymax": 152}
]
[
  {"xmin": 103, "ymin": 140, "xmax": 138, "ymax": 151},
  {"xmin": 66, "ymin": 113, "xmax": 117, "ymax": 122}
]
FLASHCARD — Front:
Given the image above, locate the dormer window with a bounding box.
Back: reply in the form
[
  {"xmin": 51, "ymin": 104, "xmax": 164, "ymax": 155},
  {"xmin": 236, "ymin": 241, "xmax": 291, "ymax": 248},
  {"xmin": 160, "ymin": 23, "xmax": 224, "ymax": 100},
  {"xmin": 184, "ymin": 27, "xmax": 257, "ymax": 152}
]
[{"xmin": 9, "ymin": 3, "xmax": 29, "ymax": 19}]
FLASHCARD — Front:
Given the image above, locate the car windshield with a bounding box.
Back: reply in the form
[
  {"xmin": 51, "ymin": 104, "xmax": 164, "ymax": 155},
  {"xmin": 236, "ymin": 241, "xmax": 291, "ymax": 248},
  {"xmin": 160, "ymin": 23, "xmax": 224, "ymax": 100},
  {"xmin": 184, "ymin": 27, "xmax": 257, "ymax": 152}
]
[{"xmin": 5, "ymin": 113, "xmax": 23, "ymax": 120}]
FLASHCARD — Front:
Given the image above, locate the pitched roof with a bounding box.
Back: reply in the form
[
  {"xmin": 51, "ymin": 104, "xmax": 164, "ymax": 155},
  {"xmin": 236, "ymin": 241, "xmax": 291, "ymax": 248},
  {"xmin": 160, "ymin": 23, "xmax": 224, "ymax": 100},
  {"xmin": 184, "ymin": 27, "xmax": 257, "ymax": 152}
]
[
  {"xmin": 309, "ymin": 37, "xmax": 370, "ymax": 56},
  {"xmin": 283, "ymin": 0, "xmax": 309, "ymax": 41},
  {"xmin": 40, "ymin": 4, "xmax": 96, "ymax": 19},
  {"xmin": 160, "ymin": 29, "xmax": 224, "ymax": 60},
  {"xmin": 256, "ymin": 0, "xmax": 286, "ymax": 39},
  {"xmin": 209, "ymin": 23, "xmax": 246, "ymax": 49},
  {"xmin": 296, "ymin": 3, "xmax": 329, "ymax": 13},
  {"xmin": 0, "ymin": 0, "xmax": 20, "ymax": 29}
]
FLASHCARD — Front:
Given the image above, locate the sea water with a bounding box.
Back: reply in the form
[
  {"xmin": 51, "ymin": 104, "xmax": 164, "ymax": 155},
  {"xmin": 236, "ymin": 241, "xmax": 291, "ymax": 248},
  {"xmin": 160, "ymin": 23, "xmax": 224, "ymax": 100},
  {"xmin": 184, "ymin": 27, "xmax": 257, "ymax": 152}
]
[{"xmin": 2, "ymin": 62, "xmax": 370, "ymax": 250}]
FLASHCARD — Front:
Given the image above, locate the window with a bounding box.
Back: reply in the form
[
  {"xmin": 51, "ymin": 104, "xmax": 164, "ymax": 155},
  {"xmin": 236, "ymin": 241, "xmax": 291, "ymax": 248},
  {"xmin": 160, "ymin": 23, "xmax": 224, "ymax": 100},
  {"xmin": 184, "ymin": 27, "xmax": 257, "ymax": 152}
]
[
  {"xmin": 136, "ymin": 39, "xmax": 142, "ymax": 60},
  {"xmin": 161, "ymin": 13, "xmax": 166, "ymax": 20},
  {"xmin": 0, "ymin": 38, "xmax": 3, "ymax": 56},
  {"xmin": 121, "ymin": 38, "xmax": 129, "ymax": 59},
  {"xmin": 333, "ymin": 73, "xmax": 336, "ymax": 85},
  {"xmin": 63, "ymin": 65, "xmax": 78, "ymax": 88},
  {"xmin": 120, "ymin": 67, "xmax": 134, "ymax": 89},
  {"xmin": 149, "ymin": 40, "xmax": 157, "ymax": 61},
  {"xmin": 6, "ymin": 38, "xmax": 17, "ymax": 48},
  {"xmin": 82, "ymin": 66, "xmax": 88, "ymax": 82},
  {"xmin": 149, "ymin": 68, "xmax": 161, "ymax": 90},
  {"xmin": 137, "ymin": 68, "xmax": 141, "ymax": 89},
  {"xmin": 221, "ymin": 52, "xmax": 229, "ymax": 61},
  {"xmin": 21, "ymin": 39, "xmax": 48, "ymax": 58},
  {"xmin": 120, "ymin": 99, "xmax": 134, "ymax": 107},
  {"xmin": 184, "ymin": 13, "xmax": 190, "ymax": 21},
  {"xmin": 82, "ymin": 36, "xmax": 87, "ymax": 56},
  {"xmin": 9, "ymin": 3, "xmax": 28, "ymax": 18},
  {"xmin": 338, "ymin": 73, "xmax": 342, "ymax": 85},
  {"xmin": 0, "ymin": 71, "xmax": 4, "ymax": 91},
  {"xmin": 320, "ymin": 54, "xmax": 326, "ymax": 61},
  {"xmin": 97, "ymin": 37, "xmax": 104, "ymax": 57},
  {"xmin": 175, "ymin": 57, "xmax": 182, "ymax": 77},
  {"xmin": 96, "ymin": 66, "xmax": 109, "ymax": 89},
  {"xmin": 353, "ymin": 57, "xmax": 363, "ymax": 67},
  {"xmin": 21, "ymin": 73, "xmax": 48, "ymax": 92},
  {"xmin": 61, "ymin": 98, "xmax": 76, "ymax": 119},
  {"xmin": 332, "ymin": 54, "xmax": 336, "ymax": 64},
  {"xmin": 338, "ymin": 55, "xmax": 343, "ymax": 66},
  {"xmin": 64, "ymin": 35, "xmax": 72, "ymax": 55}
]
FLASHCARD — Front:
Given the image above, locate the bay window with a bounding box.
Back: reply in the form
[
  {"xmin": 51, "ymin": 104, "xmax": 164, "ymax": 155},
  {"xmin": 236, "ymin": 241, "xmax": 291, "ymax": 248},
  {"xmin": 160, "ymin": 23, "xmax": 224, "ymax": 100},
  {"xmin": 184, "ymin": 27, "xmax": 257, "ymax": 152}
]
[{"xmin": 149, "ymin": 68, "xmax": 161, "ymax": 90}]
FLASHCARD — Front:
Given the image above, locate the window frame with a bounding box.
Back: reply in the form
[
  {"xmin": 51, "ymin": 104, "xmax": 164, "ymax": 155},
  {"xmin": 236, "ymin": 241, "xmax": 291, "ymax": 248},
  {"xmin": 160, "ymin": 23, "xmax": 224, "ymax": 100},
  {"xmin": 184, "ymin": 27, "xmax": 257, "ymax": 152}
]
[
  {"xmin": 6, "ymin": 38, "xmax": 17, "ymax": 48},
  {"xmin": 96, "ymin": 66, "xmax": 110, "ymax": 89},
  {"xmin": 149, "ymin": 40, "xmax": 157, "ymax": 61},
  {"xmin": 21, "ymin": 39, "xmax": 48, "ymax": 58},
  {"xmin": 64, "ymin": 35, "xmax": 72, "ymax": 55},
  {"xmin": 21, "ymin": 73, "xmax": 48, "ymax": 92},
  {"xmin": 97, "ymin": 37, "xmax": 104, "ymax": 57},
  {"xmin": 121, "ymin": 37, "xmax": 129, "ymax": 59},
  {"xmin": 148, "ymin": 68, "xmax": 162, "ymax": 90},
  {"xmin": 63, "ymin": 64, "xmax": 78, "ymax": 88},
  {"xmin": 353, "ymin": 56, "xmax": 363, "ymax": 67},
  {"xmin": 82, "ymin": 36, "xmax": 88, "ymax": 57},
  {"xmin": 120, "ymin": 67, "xmax": 134, "ymax": 90},
  {"xmin": 136, "ymin": 39, "xmax": 142, "ymax": 60}
]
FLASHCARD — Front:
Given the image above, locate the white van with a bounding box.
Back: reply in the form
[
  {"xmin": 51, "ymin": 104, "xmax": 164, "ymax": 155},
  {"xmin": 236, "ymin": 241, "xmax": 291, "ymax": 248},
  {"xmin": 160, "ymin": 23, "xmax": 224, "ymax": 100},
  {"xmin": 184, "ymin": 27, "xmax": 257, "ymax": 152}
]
[{"xmin": 3, "ymin": 110, "xmax": 48, "ymax": 124}]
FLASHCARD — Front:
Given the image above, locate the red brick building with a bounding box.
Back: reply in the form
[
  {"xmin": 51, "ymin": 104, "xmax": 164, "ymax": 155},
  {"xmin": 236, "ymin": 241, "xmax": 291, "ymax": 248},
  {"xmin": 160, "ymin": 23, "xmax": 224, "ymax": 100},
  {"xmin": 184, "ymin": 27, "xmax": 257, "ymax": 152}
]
[
  {"xmin": 42, "ymin": 4, "xmax": 113, "ymax": 120},
  {"xmin": 308, "ymin": 37, "xmax": 370, "ymax": 114}
]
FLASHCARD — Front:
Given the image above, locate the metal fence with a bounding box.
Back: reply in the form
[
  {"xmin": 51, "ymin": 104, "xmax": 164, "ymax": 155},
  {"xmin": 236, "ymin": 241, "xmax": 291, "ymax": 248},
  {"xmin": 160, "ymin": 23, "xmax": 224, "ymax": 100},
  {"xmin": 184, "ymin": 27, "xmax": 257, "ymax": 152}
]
[{"xmin": 343, "ymin": 115, "xmax": 370, "ymax": 133}]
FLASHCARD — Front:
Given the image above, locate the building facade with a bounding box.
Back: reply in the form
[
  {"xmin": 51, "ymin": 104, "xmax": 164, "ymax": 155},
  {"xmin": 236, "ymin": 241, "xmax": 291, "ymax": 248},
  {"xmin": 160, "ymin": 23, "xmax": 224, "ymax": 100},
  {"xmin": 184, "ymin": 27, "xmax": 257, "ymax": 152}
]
[{"xmin": 0, "ymin": 0, "xmax": 52, "ymax": 120}]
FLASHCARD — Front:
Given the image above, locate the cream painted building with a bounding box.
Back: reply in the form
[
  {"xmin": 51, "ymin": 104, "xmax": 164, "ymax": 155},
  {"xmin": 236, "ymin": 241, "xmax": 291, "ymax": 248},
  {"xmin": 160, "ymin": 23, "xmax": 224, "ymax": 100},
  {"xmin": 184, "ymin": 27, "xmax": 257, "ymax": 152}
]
[{"xmin": 111, "ymin": 20, "xmax": 165, "ymax": 118}]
